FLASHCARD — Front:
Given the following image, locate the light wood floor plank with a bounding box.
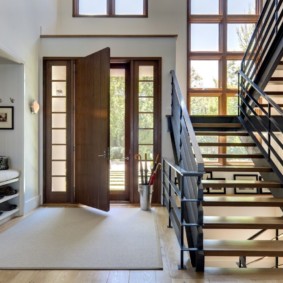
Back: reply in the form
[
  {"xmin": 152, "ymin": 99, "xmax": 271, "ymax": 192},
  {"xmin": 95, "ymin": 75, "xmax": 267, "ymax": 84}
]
[{"xmin": 1, "ymin": 206, "xmax": 283, "ymax": 283}]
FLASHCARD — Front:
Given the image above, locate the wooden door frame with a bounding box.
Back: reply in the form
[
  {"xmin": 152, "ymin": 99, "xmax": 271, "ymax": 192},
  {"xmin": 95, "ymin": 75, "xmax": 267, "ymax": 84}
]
[
  {"xmin": 43, "ymin": 56, "xmax": 162, "ymax": 205},
  {"xmin": 111, "ymin": 57, "xmax": 162, "ymax": 204}
]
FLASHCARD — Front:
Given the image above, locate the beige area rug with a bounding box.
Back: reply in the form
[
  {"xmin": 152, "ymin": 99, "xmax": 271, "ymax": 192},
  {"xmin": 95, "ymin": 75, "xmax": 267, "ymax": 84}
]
[{"xmin": 0, "ymin": 206, "xmax": 163, "ymax": 270}]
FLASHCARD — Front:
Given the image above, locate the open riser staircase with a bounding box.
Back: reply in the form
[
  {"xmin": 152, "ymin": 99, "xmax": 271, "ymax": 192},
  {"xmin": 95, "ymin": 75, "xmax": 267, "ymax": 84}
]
[{"xmin": 162, "ymin": 0, "xmax": 283, "ymax": 272}]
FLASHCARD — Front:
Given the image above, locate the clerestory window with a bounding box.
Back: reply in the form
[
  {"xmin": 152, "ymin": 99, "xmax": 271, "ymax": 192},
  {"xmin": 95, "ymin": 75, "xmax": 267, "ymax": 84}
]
[{"xmin": 73, "ymin": 0, "xmax": 148, "ymax": 17}]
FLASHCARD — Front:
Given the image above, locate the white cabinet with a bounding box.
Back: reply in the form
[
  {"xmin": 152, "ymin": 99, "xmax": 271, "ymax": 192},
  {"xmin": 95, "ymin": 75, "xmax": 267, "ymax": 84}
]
[{"xmin": 0, "ymin": 177, "xmax": 20, "ymax": 224}]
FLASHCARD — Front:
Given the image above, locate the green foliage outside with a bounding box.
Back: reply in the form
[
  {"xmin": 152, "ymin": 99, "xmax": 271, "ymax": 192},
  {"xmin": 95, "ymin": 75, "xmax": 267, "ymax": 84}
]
[{"xmin": 110, "ymin": 76, "xmax": 154, "ymax": 160}]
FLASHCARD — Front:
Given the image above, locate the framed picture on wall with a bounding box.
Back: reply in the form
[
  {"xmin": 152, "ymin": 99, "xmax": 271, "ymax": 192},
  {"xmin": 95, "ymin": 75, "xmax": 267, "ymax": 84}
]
[
  {"xmin": 0, "ymin": 107, "xmax": 14, "ymax": 129},
  {"xmin": 234, "ymin": 174, "xmax": 259, "ymax": 194}
]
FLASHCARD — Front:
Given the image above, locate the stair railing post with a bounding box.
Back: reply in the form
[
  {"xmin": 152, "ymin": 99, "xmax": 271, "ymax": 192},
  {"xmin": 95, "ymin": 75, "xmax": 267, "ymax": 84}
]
[
  {"xmin": 275, "ymin": 228, "xmax": 279, "ymax": 268},
  {"xmin": 268, "ymin": 102, "xmax": 271, "ymax": 161},
  {"xmin": 168, "ymin": 165, "xmax": 172, "ymax": 228},
  {"xmin": 180, "ymin": 175, "xmax": 185, "ymax": 269}
]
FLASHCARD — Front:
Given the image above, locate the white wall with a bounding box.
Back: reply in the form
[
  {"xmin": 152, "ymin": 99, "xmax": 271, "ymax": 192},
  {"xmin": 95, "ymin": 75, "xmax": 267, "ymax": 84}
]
[
  {"xmin": 54, "ymin": 0, "xmax": 187, "ymax": 94},
  {"xmin": 0, "ymin": 0, "xmax": 58, "ymax": 213}
]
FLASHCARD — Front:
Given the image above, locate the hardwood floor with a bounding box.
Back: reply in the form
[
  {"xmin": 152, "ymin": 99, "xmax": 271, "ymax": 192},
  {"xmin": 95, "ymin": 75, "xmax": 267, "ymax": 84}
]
[{"xmin": 0, "ymin": 206, "xmax": 283, "ymax": 282}]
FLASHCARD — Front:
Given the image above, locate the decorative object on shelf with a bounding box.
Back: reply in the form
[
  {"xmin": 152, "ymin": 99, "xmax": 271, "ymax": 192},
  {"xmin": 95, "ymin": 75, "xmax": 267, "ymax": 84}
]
[
  {"xmin": 0, "ymin": 106, "xmax": 14, "ymax": 129},
  {"xmin": 233, "ymin": 174, "xmax": 259, "ymax": 194},
  {"xmin": 30, "ymin": 100, "xmax": 40, "ymax": 114}
]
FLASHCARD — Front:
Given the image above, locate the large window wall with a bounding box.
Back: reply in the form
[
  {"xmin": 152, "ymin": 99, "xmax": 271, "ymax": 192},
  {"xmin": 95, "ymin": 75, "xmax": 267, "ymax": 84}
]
[{"xmin": 188, "ymin": 0, "xmax": 263, "ymax": 115}]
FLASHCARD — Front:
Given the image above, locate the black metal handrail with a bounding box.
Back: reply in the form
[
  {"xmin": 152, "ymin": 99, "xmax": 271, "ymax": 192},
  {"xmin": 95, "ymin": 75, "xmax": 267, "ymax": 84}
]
[
  {"xmin": 162, "ymin": 158, "xmax": 204, "ymax": 270},
  {"xmin": 238, "ymin": 71, "xmax": 283, "ymax": 183},
  {"xmin": 164, "ymin": 70, "xmax": 205, "ymax": 271},
  {"xmin": 242, "ymin": 0, "xmax": 283, "ymax": 85}
]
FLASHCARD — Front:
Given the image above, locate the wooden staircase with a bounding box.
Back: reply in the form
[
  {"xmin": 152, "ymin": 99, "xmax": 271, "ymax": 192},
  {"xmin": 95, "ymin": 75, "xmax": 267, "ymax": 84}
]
[{"xmin": 193, "ymin": 117, "xmax": 283, "ymax": 268}]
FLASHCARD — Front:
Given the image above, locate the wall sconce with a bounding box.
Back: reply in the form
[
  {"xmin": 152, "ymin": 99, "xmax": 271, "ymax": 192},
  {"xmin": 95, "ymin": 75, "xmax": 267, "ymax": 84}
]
[{"xmin": 30, "ymin": 100, "xmax": 40, "ymax": 114}]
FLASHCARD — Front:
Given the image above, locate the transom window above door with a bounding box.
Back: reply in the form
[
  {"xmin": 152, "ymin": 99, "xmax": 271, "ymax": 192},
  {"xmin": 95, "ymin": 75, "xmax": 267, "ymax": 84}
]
[{"xmin": 73, "ymin": 0, "xmax": 148, "ymax": 17}]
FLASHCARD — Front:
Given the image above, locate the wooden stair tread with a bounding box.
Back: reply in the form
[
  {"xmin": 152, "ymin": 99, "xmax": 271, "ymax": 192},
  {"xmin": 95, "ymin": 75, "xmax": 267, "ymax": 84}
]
[
  {"xmin": 204, "ymin": 240, "xmax": 283, "ymax": 256},
  {"xmin": 204, "ymin": 165, "xmax": 272, "ymax": 172},
  {"xmin": 258, "ymin": 103, "xmax": 283, "ymax": 107},
  {"xmin": 193, "ymin": 123, "xmax": 242, "ymax": 128},
  {"xmin": 264, "ymin": 91, "xmax": 283, "ymax": 95},
  {"xmin": 199, "ymin": 142, "xmax": 256, "ymax": 147},
  {"xmin": 202, "ymin": 153, "xmax": 263, "ymax": 159},
  {"xmin": 203, "ymin": 195, "xmax": 283, "ymax": 207},
  {"xmin": 195, "ymin": 131, "xmax": 249, "ymax": 136},
  {"xmin": 203, "ymin": 216, "xmax": 283, "ymax": 229},
  {"xmin": 202, "ymin": 180, "xmax": 282, "ymax": 188}
]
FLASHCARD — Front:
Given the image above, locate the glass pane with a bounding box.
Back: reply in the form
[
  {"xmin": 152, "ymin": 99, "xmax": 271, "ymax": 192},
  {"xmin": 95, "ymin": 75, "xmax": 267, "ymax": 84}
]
[
  {"xmin": 115, "ymin": 0, "xmax": 144, "ymax": 15},
  {"xmin": 191, "ymin": 24, "xmax": 219, "ymax": 51},
  {"xmin": 52, "ymin": 98, "xmax": 66, "ymax": 112},
  {"xmin": 139, "ymin": 145, "xmax": 153, "ymax": 160},
  {"xmin": 79, "ymin": 0, "xmax": 107, "ymax": 15},
  {"xmin": 191, "ymin": 0, "xmax": 219, "ymax": 14},
  {"xmin": 139, "ymin": 129, "xmax": 153, "ymax": 144},
  {"xmin": 139, "ymin": 113, "xmax": 154, "ymax": 128},
  {"xmin": 139, "ymin": 82, "xmax": 154, "ymax": 96},
  {"xmin": 52, "ymin": 129, "xmax": 66, "ymax": 144},
  {"xmin": 228, "ymin": 0, "xmax": 256, "ymax": 14},
  {"xmin": 52, "ymin": 177, "xmax": 66, "ymax": 192},
  {"xmin": 190, "ymin": 61, "xmax": 219, "ymax": 88},
  {"xmin": 139, "ymin": 97, "xmax": 154, "ymax": 112},
  {"xmin": 52, "ymin": 82, "xmax": 66, "ymax": 96},
  {"xmin": 227, "ymin": 136, "xmax": 251, "ymax": 162},
  {"xmin": 227, "ymin": 60, "xmax": 241, "ymax": 88},
  {"xmin": 52, "ymin": 161, "xmax": 66, "ymax": 176},
  {"xmin": 52, "ymin": 66, "xmax": 66, "ymax": 80},
  {"xmin": 196, "ymin": 136, "xmax": 219, "ymax": 143},
  {"xmin": 227, "ymin": 24, "xmax": 255, "ymax": 52},
  {"xmin": 190, "ymin": 97, "xmax": 219, "ymax": 115},
  {"xmin": 52, "ymin": 113, "xmax": 66, "ymax": 128},
  {"xmin": 139, "ymin": 66, "xmax": 154, "ymax": 80},
  {"xmin": 227, "ymin": 96, "xmax": 238, "ymax": 115},
  {"xmin": 110, "ymin": 68, "xmax": 126, "ymax": 192},
  {"xmin": 52, "ymin": 145, "xmax": 66, "ymax": 160}
]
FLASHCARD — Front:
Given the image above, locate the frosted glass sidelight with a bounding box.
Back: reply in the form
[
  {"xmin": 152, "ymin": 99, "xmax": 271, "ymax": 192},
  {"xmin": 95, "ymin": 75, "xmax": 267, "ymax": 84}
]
[
  {"xmin": 52, "ymin": 177, "xmax": 66, "ymax": 192},
  {"xmin": 52, "ymin": 113, "xmax": 66, "ymax": 128},
  {"xmin": 52, "ymin": 145, "xmax": 66, "ymax": 160},
  {"xmin": 52, "ymin": 82, "xmax": 66, "ymax": 97},
  {"xmin": 52, "ymin": 161, "xmax": 66, "ymax": 176},
  {"xmin": 52, "ymin": 129, "xmax": 66, "ymax": 144},
  {"xmin": 52, "ymin": 66, "xmax": 66, "ymax": 80},
  {"xmin": 52, "ymin": 98, "xmax": 66, "ymax": 112}
]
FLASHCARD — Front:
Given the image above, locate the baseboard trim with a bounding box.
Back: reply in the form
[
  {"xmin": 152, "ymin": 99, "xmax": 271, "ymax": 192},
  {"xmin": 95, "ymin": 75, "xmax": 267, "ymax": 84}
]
[{"xmin": 24, "ymin": 195, "xmax": 40, "ymax": 214}]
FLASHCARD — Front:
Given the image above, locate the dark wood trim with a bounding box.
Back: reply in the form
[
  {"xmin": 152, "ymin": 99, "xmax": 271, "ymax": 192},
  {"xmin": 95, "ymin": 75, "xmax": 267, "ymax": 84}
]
[
  {"xmin": 43, "ymin": 59, "xmax": 75, "ymax": 203},
  {"xmin": 41, "ymin": 34, "xmax": 178, "ymax": 38}
]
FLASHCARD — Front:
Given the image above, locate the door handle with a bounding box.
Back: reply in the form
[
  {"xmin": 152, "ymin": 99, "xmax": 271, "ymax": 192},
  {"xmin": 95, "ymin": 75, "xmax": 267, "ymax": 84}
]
[
  {"xmin": 123, "ymin": 157, "xmax": 130, "ymax": 160},
  {"xmin": 98, "ymin": 151, "xmax": 106, "ymax": 158}
]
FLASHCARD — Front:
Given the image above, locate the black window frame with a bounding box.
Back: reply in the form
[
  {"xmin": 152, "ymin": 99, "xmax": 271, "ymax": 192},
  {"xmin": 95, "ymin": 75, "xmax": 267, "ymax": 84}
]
[{"xmin": 73, "ymin": 0, "xmax": 148, "ymax": 17}]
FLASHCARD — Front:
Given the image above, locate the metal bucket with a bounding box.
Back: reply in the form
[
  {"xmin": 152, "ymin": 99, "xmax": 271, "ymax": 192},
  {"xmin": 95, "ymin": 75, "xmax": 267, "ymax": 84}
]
[{"xmin": 138, "ymin": 185, "xmax": 153, "ymax": 211}]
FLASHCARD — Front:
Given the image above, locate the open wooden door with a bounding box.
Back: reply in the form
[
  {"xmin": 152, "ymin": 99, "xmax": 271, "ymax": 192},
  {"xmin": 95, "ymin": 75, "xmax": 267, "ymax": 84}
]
[{"xmin": 75, "ymin": 48, "xmax": 110, "ymax": 211}]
